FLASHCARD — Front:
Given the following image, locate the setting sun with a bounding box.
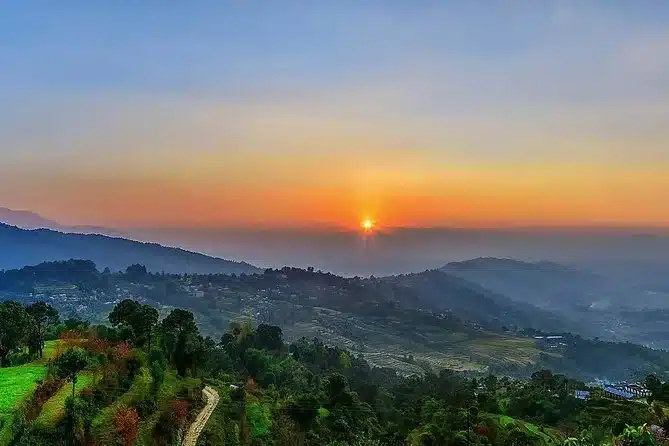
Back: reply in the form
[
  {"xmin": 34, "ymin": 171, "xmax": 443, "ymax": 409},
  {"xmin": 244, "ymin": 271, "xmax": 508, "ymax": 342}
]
[{"xmin": 361, "ymin": 218, "xmax": 375, "ymax": 231}]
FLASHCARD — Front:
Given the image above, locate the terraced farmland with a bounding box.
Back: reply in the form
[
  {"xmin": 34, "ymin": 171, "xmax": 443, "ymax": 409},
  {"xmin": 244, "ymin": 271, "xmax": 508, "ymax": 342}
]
[
  {"xmin": 35, "ymin": 373, "xmax": 96, "ymax": 427},
  {"xmin": 0, "ymin": 365, "xmax": 47, "ymax": 418}
]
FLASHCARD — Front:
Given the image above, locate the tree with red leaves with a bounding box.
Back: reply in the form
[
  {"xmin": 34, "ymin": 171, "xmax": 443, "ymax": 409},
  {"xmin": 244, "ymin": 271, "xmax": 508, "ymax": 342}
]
[
  {"xmin": 115, "ymin": 340, "xmax": 132, "ymax": 359},
  {"xmin": 171, "ymin": 399, "xmax": 190, "ymax": 426},
  {"xmin": 114, "ymin": 407, "xmax": 140, "ymax": 446}
]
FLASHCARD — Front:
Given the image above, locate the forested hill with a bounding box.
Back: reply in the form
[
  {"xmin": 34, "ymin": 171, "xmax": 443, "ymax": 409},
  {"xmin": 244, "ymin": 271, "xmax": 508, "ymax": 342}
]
[
  {"xmin": 0, "ymin": 223, "xmax": 260, "ymax": 274},
  {"xmin": 441, "ymin": 257, "xmax": 614, "ymax": 310},
  {"xmin": 3, "ymin": 299, "xmax": 668, "ymax": 446},
  {"xmin": 7, "ymin": 261, "xmax": 663, "ymax": 381}
]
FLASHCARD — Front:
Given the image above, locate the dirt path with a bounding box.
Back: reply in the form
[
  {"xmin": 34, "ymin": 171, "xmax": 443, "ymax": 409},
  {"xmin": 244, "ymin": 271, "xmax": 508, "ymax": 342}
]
[{"xmin": 182, "ymin": 386, "xmax": 220, "ymax": 446}]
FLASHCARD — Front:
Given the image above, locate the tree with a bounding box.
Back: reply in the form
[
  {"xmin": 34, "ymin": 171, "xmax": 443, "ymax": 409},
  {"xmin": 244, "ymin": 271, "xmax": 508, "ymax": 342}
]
[
  {"xmin": 114, "ymin": 407, "xmax": 140, "ymax": 446},
  {"xmin": 287, "ymin": 394, "xmax": 320, "ymax": 431},
  {"xmin": 139, "ymin": 304, "xmax": 159, "ymax": 350},
  {"xmin": 53, "ymin": 348, "xmax": 90, "ymax": 398},
  {"xmin": 339, "ymin": 351, "xmax": 352, "ymax": 370},
  {"xmin": 63, "ymin": 315, "xmax": 90, "ymax": 332},
  {"xmin": 243, "ymin": 348, "xmax": 269, "ymax": 380},
  {"xmin": 646, "ymin": 375, "xmax": 663, "ymax": 402},
  {"xmin": 26, "ymin": 301, "xmax": 60, "ymax": 358},
  {"xmin": 0, "ymin": 300, "xmax": 32, "ymax": 366},
  {"xmin": 160, "ymin": 309, "xmax": 200, "ymax": 374},
  {"xmin": 125, "ymin": 263, "xmax": 148, "ymax": 281},
  {"xmin": 109, "ymin": 299, "xmax": 159, "ymax": 348},
  {"xmin": 161, "ymin": 309, "xmax": 198, "ymax": 341},
  {"xmin": 253, "ymin": 324, "xmax": 284, "ymax": 351}
]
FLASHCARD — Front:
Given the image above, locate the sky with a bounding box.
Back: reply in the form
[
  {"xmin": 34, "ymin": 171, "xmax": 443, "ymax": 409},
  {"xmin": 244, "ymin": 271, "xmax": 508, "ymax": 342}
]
[{"xmin": 1, "ymin": 1, "xmax": 669, "ymax": 230}]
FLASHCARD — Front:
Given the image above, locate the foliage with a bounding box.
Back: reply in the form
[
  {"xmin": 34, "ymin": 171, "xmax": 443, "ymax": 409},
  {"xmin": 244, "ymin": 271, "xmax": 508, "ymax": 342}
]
[
  {"xmin": 2, "ymin": 298, "xmax": 667, "ymax": 446},
  {"xmin": 0, "ymin": 301, "xmax": 32, "ymax": 366},
  {"xmin": 25, "ymin": 301, "xmax": 59, "ymax": 359},
  {"xmin": 247, "ymin": 402, "xmax": 272, "ymax": 438},
  {"xmin": 108, "ymin": 299, "xmax": 159, "ymax": 348},
  {"xmin": 52, "ymin": 348, "xmax": 91, "ymax": 397},
  {"xmin": 114, "ymin": 407, "xmax": 140, "ymax": 446},
  {"xmin": 35, "ymin": 373, "xmax": 94, "ymax": 427}
]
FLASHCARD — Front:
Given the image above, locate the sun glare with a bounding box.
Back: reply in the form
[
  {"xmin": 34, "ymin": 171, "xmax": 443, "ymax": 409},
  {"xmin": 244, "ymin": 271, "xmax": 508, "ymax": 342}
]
[{"xmin": 361, "ymin": 218, "xmax": 375, "ymax": 231}]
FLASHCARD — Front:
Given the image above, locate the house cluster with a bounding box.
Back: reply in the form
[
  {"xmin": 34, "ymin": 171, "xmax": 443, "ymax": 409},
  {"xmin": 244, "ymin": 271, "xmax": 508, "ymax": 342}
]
[
  {"xmin": 602, "ymin": 383, "xmax": 651, "ymax": 400},
  {"xmin": 574, "ymin": 382, "xmax": 651, "ymax": 401},
  {"xmin": 534, "ymin": 335, "xmax": 567, "ymax": 351}
]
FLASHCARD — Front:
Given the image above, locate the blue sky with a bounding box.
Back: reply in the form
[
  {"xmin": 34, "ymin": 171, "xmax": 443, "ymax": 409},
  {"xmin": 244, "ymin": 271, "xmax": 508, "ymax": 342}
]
[{"xmin": 1, "ymin": 1, "xmax": 668, "ymax": 227}]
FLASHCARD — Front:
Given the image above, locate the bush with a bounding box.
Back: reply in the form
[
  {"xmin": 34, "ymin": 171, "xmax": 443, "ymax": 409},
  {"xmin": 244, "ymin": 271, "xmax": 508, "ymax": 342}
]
[
  {"xmin": 247, "ymin": 403, "xmax": 272, "ymax": 438},
  {"xmin": 114, "ymin": 407, "xmax": 140, "ymax": 446},
  {"xmin": 134, "ymin": 398, "xmax": 158, "ymax": 418}
]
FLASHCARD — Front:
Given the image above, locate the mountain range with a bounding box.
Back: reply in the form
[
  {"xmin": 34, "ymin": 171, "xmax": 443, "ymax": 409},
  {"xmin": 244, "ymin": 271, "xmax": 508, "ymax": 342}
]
[
  {"xmin": 0, "ymin": 207, "xmax": 63, "ymax": 230},
  {"xmin": 0, "ymin": 223, "xmax": 260, "ymax": 274}
]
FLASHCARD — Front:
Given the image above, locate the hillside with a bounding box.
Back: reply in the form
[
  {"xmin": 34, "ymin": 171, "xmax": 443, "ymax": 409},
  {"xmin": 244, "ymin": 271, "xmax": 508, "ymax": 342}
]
[
  {"xmin": 442, "ymin": 257, "xmax": 617, "ymax": 310},
  {"xmin": 0, "ymin": 223, "xmax": 260, "ymax": 274},
  {"xmin": 1, "ymin": 301, "xmax": 666, "ymax": 446},
  {"xmin": 4, "ymin": 261, "xmax": 667, "ymax": 381},
  {"xmin": 379, "ymin": 269, "xmax": 570, "ymax": 333}
]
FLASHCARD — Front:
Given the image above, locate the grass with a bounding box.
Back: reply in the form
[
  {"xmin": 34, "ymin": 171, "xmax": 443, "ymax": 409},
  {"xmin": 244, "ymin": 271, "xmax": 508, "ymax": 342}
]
[
  {"xmin": 484, "ymin": 414, "xmax": 563, "ymax": 446},
  {"xmin": 467, "ymin": 337, "xmax": 541, "ymax": 366},
  {"xmin": 0, "ymin": 365, "xmax": 48, "ymax": 419},
  {"xmin": 41, "ymin": 341, "xmax": 60, "ymax": 362},
  {"xmin": 0, "ymin": 340, "xmax": 64, "ymax": 420},
  {"xmin": 499, "ymin": 415, "xmax": 516, "ymax": 427},
  {"xmin": 0, "ymin": 359, "xmax": 50, "ymax": 446},
  {"xmin": 34, "ymin": 373, "xmax": 96, "ymax": 427}
]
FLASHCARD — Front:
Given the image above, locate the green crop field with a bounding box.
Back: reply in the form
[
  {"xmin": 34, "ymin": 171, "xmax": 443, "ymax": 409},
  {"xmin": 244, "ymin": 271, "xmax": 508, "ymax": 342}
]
[{"xmin": 0, "ymin": 365, "xmax": 48, "ymax": 418}]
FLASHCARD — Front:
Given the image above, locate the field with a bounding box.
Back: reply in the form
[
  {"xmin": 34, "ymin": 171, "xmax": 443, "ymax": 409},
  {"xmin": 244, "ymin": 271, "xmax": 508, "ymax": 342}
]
[
  {"xmin": 35, "ymin": 373, "xmax": 96, "ymax": 427},
  {"xmin": 275, "ymin": 305, "xmax": 544, "ymax": 375},
  {"xmin": 0, "ymin": 340, "xmax": 61, "ymax": 441},
  {"xmin": 0, "ymin": 365, "xmax": 47, "ymax": 418},
  {"xmin": 484, "ymin": 414, "xmax": 563, "ymax": 445},
  {"xmin": 0, "ymin": 364, "xmax": 49, "ymax": 446}
]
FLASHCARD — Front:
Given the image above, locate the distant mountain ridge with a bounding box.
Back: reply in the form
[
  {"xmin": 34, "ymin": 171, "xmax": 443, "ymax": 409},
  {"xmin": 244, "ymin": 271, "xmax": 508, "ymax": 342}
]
[
  {"xmin": 0, "ymin": 207, "xmax": 62, "ymax": 230},
  {"xmin": 0, "ymin": 223, "xmax": 260, "ymax": 274},
  {"xmin": 441, "ymin": 257, "xmax": 615, "ymax": 310},
  {"xmin": 381, "ymin": 269, "xmax": 570, "ymax": 332}
]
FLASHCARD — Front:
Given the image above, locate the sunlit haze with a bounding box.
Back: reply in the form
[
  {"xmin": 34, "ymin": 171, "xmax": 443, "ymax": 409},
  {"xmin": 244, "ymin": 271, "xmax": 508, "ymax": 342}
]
[{"xmin": 1, "ymin": 2, "xmax": 669, "ymax": 229}]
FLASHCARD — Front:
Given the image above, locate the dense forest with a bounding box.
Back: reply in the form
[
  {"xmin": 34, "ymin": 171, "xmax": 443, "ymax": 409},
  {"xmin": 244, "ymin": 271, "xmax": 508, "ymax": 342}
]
[{"xmin": 1, "ymin": 298, "xmax": 668, "ymax": 446}]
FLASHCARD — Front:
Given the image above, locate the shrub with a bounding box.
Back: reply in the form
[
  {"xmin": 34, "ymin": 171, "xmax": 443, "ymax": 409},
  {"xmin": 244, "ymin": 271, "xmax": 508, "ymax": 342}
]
[{"xmin": 114, "ymin": 407, "xmax": 140, "ymax": 446}]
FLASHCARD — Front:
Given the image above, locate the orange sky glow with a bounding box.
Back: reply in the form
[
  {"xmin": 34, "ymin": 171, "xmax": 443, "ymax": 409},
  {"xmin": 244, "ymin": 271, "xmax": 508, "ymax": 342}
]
[{"xmin": 2, "ymin": 3, "xmax": 669, "ymax": 230}]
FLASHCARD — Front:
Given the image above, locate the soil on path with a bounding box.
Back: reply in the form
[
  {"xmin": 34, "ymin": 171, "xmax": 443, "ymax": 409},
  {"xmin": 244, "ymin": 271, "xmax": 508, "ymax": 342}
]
[{"xmin": 182, "ymin": 386, "xmax": 220, "ymax": 446}]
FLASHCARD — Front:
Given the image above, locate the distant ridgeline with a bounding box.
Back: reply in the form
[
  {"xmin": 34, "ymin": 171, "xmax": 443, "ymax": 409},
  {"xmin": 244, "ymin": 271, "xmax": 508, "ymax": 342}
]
[
  {"xmin": 2, "ymin": 260, "xmax": 669, "ymax": 382},
  {"xmin": 0, "ymin": 222, "xmax": 260, "ymax": 274}
]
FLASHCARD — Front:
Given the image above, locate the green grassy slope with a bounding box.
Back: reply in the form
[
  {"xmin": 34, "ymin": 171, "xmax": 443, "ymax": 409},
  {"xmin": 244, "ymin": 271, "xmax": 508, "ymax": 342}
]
[
  {"xmin": 0, "ymin": 365, "xmax": 47, "ymax": 419},
  {"xmin": 0, "ymin": 345, "xmax": 57, "ymax": 446},
  {"xmin": 34, "ymin": 373, "xmax": 96, "ymax": 427}
]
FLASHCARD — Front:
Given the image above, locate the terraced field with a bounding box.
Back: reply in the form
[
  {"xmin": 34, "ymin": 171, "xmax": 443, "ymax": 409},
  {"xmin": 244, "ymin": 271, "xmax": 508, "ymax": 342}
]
[
  {"xmin": 0, "ymin": 342, "xmax": 61, "ymax": 445},
  {"xmin": 466, "ymin": 337, "xmax": 540, "ymax": 366},
  {"xmin": 0, "ymin": 365, "xmax": 47, "ymax": 418},
  {"xmin": 35, "ymin": 373, "xmax": 96, "ymax": 427}
]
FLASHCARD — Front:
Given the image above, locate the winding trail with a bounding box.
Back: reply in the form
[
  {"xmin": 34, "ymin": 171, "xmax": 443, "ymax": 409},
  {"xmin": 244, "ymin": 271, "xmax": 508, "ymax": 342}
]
[{"xmin": 182, "ymin": 386, "xmax": 220, "ymax": 446}]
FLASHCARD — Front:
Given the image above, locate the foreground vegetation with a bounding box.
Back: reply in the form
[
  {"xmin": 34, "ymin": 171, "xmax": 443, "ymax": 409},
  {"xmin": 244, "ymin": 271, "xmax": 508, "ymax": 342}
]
[{"xmin": 2, "ymin": 297, "xmax": 669, "ymax": 445}]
